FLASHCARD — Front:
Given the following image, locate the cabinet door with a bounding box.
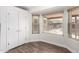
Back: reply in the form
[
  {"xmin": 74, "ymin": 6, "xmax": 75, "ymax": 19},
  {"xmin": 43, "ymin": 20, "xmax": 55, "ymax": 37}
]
[
  {"xmin": 7, "ymin": 7, "xmax": 19, "ymax": 49},
  {"xmin": 18, "ymin": 12, "xmax": 26, "ymax": 45}
]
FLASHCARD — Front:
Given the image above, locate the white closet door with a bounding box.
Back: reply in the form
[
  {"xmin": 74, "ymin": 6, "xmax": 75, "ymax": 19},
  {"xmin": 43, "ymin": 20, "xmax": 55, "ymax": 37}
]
[
  {"xmin": 7, "ymin": 7, "xmax": 19, "ymax": 49},
  {"xmin": 18, "ymin": 12, "xmax": 26, "ymax": 45},
  {"xmin": 0, "ymin": 7, "xmax": 7, "ymax": 51}
]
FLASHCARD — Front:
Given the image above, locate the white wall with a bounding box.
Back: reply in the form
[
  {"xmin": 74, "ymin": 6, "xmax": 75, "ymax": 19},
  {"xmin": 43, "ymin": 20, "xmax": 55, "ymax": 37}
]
[{"xmin": 30, "ymin": 9, "xmax": 79, "ymax": 53}]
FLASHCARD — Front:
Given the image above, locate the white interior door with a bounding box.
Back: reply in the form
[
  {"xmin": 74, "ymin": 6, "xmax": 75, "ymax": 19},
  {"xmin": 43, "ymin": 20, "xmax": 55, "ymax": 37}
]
[
  {"xmin": 7, "ymin": 7, "xmax": 19, "ymax": 49},
  {"xmin": 0, "ymin": 7, "xmax": 8, "ymax": 51},
  {"xmin": 18, "ymin": 12, "xmax": 26, "ymax": 45}
]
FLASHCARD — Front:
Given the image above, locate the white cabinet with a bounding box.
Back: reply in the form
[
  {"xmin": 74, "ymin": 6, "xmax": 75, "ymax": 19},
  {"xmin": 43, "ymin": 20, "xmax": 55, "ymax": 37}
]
[{"xmin": 0, "ymin": 7, "xmax": 29, "ymax": 52}]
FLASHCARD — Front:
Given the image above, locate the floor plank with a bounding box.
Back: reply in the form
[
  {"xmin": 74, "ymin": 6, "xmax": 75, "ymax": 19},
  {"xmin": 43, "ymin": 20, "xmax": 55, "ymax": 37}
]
[{"xmin": 7, "ymin": 41, "xmax": 71, "ymax": 53}]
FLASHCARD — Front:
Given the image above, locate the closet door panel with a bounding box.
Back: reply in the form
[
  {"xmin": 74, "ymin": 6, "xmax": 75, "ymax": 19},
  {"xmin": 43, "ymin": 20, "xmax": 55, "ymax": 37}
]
[
  {"xmin": 7, "ymin": 7, "xmax": 19, "ymax": 49},
  {"xmin": 18, "ymin": 12, "xmax": 26, "ymax": 45},
  {"xmin": 0, "ymin": 7, "xmax": 7, "ymax": 51}
]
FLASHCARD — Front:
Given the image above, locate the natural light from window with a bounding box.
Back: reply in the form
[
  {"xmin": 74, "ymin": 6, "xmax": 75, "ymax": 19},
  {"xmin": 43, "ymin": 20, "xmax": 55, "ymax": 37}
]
[{"xmin": 43, "ymin": 13, "xmax": 63, "ymax": 35}]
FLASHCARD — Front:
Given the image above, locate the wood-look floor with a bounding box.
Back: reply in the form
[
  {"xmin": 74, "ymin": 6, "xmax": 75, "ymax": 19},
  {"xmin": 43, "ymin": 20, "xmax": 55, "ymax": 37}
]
[{"xmin": 7, "ymin": 41, "xmax": 71, "ymax": 53}]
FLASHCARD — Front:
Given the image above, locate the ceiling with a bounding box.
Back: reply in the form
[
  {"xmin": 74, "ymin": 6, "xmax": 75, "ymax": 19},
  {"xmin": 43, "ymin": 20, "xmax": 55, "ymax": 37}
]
[
  {"xmin": 17, "ymin": 6, "xmax": 39, "ymax": 10},
  {"xmin": 17, "ymin": 6, "xmax": 76, "ymax": 15}
]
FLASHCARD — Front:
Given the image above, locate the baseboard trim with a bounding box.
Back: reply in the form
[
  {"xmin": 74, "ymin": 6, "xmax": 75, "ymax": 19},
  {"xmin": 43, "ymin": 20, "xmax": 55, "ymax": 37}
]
[{"xmin": 40, "ymin": 39, "xmax": 76, "ymax": 53}]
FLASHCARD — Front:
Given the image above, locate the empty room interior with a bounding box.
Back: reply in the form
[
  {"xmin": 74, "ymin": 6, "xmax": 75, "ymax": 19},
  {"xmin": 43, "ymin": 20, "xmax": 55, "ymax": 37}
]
[{"xmin": 0, "ymin": 6, "xmax": 79, "ymax": 53}]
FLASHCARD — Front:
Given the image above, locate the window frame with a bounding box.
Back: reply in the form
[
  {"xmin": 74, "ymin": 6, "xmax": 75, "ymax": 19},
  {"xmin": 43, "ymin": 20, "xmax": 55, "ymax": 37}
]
[
  {"xmin": 43, "ymin": 16, "xmax": 64, "ymax": 36},
  {"xmin": 32, "ymin": 15, "xmax": 40, "ymax": 34},
  {"xmin": 68, "ymin": 7, "xmax": 79, "ymax": 40}
]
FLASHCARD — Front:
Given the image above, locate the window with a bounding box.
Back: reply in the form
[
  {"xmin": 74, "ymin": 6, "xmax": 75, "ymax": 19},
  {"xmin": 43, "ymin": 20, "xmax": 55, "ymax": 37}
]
[
  {"xmin": 32, "ymin": 16, "xmax": 40, "ymax": 34},
  {"xmin": 68, "ymin": 7, "xmax": 79, "ymax": 40},
  {"xmin": 43, "ymin": 13, "xmax": 63, "ymax": 35}
]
